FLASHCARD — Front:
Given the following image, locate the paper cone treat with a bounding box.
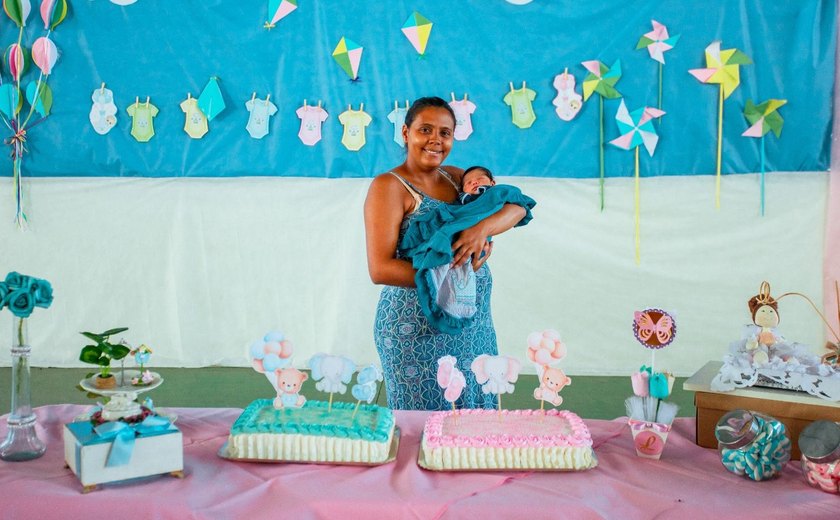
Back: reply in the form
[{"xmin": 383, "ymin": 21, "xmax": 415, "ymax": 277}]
[{"xmin": 628, "ymin": 419, "xmax": 672, "ymax": 459}]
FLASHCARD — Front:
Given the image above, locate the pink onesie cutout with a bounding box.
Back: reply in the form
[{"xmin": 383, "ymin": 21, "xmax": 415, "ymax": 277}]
[
  {"xmin": 296, "ymin": 105, "xmax": 329, "ymax": 146},
  {"xmin": 449, "ymin": 99, "xmax": 476, "ymax": 141}
]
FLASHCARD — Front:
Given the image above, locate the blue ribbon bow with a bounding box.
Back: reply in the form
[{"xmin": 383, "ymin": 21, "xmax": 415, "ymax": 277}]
[{"xmin": 94, "ymin": 415, "xmax": 172, "ymax": 467}]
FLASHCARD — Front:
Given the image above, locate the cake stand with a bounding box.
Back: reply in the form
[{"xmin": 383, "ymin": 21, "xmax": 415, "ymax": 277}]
[{"xmin": 79, "ymin": 370, "xmax": 163, "ymax": 421}]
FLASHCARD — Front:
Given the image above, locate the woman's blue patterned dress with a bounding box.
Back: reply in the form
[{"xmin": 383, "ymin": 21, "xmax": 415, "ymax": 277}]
[{"xmin": 374, "ymin": 174, "xmax": 498, "ymax": 410}]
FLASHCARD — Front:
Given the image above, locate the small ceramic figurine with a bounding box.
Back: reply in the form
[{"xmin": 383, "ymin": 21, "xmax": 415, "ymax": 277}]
[{"xmin": 745, "ymin": 283, "xmax": 783, "ymax": 365}]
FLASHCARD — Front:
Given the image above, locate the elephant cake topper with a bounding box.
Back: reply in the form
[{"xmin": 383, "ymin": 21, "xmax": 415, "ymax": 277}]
[
  {"xmin": 308, "ymin": 353, "xmax": 357, "ymax": 413},
  {"xmin": 436, "ymin": 356, "xmax": 466, "ymax": 412},
  {"xmin": 470, "ymin": 354, "xmax": 521, "ymax": 415},
  {"xmin": 526, "ymin": 330, "xmax": 572, "ymax": 412},
  {"xmin": 351, "ymin": 364, "xmax": 383, "ymax": 418}
]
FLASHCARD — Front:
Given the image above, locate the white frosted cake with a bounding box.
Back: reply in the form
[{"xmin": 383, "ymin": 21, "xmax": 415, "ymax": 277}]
[
  {"xmin": 226, "ymin": 399, "xmax": 395, "ymax": 464},
  {"xmin": 421, "ymin": 409, "xmax": 596, "ymax": 471}
]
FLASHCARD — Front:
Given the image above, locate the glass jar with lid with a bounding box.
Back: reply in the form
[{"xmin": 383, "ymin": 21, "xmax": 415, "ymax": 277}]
[
  {"xmin": 714, "ymin": 409, "xmax": 791, "ymax": 481},
  {"xmin": 798, "ymin": 420, "xmax": 840, "ymax": 493}
]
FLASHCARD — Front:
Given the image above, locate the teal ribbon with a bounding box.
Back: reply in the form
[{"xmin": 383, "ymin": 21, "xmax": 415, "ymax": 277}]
[{"xmin": 94, "ymin": 415, "xmax": 172, "ymax": 467}]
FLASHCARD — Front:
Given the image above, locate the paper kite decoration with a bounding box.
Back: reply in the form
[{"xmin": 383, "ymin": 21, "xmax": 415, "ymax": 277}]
[
  {"xmin": 332, "ymin": 37, "xmax": 363, "ymax": 81},
  {"xmin": 264, "ymin": 0, "xmax": 297, "ymax": 29},
  {"xmin": 197, "ymin": 77, "xmax": 226, "ymax": 121},
  {"xmin": 636, "ymin": 20, "xmax": 679, "ymax": 115},
  {"xmin": 742, "ymin": 98, "xmax": 786, "ymax": 216},
  {"xmin": 609, "ymin": 100, "xmax": 666, "ymax": 264},
  {"xmin": 689, "ymin": 42, "xmax": 751, "ymax": 208},
  {"xmin": 581, "ymin": 59, "xmax": 622, "ymax": 211},
  {"xmin": 401, "ymin": 11, "xmax": 432, "ymax": 57},
  {"xmin": 636, "ymin": 20, "xmax": 679, "ymax": 65}
]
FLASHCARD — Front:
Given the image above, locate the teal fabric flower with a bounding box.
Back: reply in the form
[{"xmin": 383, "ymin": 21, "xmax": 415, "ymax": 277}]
[
  {"xmin": 7, "ymin": 288, "xmax": 35, "ymax": 318},
  {"xmin": 0, "ymin": 281, "xmax": 8, "ymax": 308},
  {"xmin": 29, "ymin": 278, "xmax": 53, "ymax": 308},
  {"xmin": 4, "ymin": 271, "xmax": 28, "ymax": 289}
]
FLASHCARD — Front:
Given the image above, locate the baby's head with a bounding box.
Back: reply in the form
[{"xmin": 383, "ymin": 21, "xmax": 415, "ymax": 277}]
[{"xmin": 461, "ymin": 166, "xmax": 496, "ymax": 195}]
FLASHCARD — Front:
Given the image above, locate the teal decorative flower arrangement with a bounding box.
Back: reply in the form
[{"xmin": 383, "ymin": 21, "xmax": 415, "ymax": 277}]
[{"xmin": 0, "ymin": 271, "xmax": 53, "ymax": 318}]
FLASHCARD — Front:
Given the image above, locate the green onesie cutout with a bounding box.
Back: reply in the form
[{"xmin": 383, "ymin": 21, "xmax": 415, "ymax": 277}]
[
  {"xmin": 180, "ymin": 97, "xmax": 208, "ymax": 139},
  {"xmin": 503, "ymin": 87, "xmax": 537, "ymax": 129},
  {"xmin": 126, "ymin": 102, "xmax": 159, "ymax": 142}
]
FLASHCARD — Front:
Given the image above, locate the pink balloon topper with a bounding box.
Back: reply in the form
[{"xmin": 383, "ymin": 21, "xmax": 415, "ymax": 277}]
[
  {"xmin": 436, "ymin": 356, "xmax": 466, "ymax": 404},
  {"xmin": 31, "ymin": 36, "xmax": 58, "ymax": 76},
  {"xmin": 633, "ymin": 308, "xmax": 676, "ymax": 349},
  {"xmin": 526, "ymin": 329, "xmax": 567, "ymax": 366}
]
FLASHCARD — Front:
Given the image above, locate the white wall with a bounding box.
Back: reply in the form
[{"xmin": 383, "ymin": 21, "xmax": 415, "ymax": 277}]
[{"xmin": 0, "ymin": 171, "xmax": 828, "ymax": 376}]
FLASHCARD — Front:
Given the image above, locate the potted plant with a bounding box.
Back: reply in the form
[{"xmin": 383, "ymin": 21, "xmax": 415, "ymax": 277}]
[{"xmin": 79, "ymin": 327, "xmax": 131, "ymax": 389}]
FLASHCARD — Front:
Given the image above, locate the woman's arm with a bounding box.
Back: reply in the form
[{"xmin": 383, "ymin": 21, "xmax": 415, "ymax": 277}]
[
  {"xmin": 451, "ymin": 204, "xmax": 527, "ymax": 269},
  {"xmin": 363, "ymin": 175, "xmax": 418, "ymax": 287}
]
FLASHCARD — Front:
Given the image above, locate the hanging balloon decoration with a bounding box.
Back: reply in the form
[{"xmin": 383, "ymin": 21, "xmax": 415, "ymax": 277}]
[{"xmin": 2, "ymin": 0, "xmax": 68, "ymax": 229}]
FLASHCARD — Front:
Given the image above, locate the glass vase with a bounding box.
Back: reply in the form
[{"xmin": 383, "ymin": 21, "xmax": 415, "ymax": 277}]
[{"xmin": 0, "ymin": 316, "xmax": 46, "ymax": 461}]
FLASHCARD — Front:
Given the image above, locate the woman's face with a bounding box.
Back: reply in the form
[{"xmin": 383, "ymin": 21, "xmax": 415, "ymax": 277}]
[
  {"xmin": 403, "ymin": 107, "xmax": 455, "ymax": 169},
  {"xmin": 754, "ymin": 305, "xmax": 779, "ymax": 328}
]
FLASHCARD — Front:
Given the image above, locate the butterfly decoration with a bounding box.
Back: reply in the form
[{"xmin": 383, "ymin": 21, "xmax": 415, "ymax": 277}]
[
  {"xmin": 436, "ymin": 356, "xmax": 466, "ymax": 404},
  {"xmin": 633, "ymin": 308, "xmax": 676, "ymax": 349}
]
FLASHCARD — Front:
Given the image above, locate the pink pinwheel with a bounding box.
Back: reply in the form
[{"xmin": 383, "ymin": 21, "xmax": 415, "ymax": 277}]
[
  {"xmin": 609, "ymin": 100, "xmax": 665, "ymax": 263},
  {"xmin": 636, "ymin": 20, "xmax": 680, "ymax": 65},
  {"xmin": 31, "ymin": 36, "xmax": 57, "ymax": 75},
  {"xmin": 436, "ymin": 356, "xmax": 466, "ymax": 404}
]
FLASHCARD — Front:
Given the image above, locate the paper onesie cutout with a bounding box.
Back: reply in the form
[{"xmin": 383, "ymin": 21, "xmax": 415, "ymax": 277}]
[
  {"xmin": 296, "ymin": 102, "xmax": 328, "ymax": 145},
  {"xmin": 90, "ymin": 86, "xmax": 117, "ymax": 135},
  {"xmin": 503, "ymin": 82, "xmax": 536, "ymax": 129},
  {"xmin": 338, "ymin": 104, "xmax": 372, "ymax": 151},
  {"xmin": 180, "ymin": 96, "xmax": 208, "ymax": 139},
  {"xmin": 552, "ymin": 70, "xmax": 583, "ymax": 121},
  {"xmin": 449, "ymin": 94, "xmax": 476, "ymax": 140},
  {"xmin": 126, "ymin": 98, "xmax": 158, "ymax": 142},
  {"xmin": 246, "ymin": 94, "xmax": 278, "ymax": 139},
  {"xmin": 387, "ymin": 101, "xmax": 408, "ymax": 147}
]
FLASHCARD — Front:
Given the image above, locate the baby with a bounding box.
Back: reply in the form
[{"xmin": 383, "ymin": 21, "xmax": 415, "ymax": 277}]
[{"xmin": 459, "ymin": 165, "xmax": 497, "ymax": 204}]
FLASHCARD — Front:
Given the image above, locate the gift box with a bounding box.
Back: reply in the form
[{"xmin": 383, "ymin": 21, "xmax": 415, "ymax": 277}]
[
  {"xmin": 628, "ymin": 419, "xmax": 671, "ymax": 459},
  {"xmin": 63, "ymin": 416, "xmax": 183, "ymax": 492}
]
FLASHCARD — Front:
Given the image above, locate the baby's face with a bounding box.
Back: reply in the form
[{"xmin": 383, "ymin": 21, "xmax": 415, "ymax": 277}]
[{"xmin": 462, "ymin": 171, "xmax": 495, "ymax": 195}]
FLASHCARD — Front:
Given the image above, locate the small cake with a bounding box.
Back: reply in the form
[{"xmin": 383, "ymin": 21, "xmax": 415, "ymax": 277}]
[
  {"xmin": 421, "ymin": 408, "xmax": 596, "ymax": 471},
  {"xmin": 226, "ymin": 399, "xmax": 395, "ymax": 464}
]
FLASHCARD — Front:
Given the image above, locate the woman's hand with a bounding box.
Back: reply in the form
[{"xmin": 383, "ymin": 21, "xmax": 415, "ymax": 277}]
[{"xmin": 451, "ymin": 223, "xmax": 491, "ymax": 269}]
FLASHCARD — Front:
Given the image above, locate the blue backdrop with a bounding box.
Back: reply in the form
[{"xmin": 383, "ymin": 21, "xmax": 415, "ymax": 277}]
[{"xmin": 1, "ymin": 0, "xmax": 835, "ymax": 178}]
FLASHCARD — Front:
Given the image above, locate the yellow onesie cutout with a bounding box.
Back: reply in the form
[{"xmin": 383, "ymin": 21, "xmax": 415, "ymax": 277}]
[
  {"xmin": 126, "ymin": 102, "xmax": 159, "ymax": 142},
  {"xmin": 338, "ymin": 107, "xmax": 372, "ymax": 151},
  {"xmin": 180, "ymin": 97, "xmax": 208, "ymax": 139}
]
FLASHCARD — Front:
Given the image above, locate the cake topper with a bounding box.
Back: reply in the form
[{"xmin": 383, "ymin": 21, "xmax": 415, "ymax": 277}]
[
  {"xmin": 274, "ymin": 368, "xmax": 308, "ymax": 409},
  {"xmin": 308, "ymin": 354, "xmax": 356, "ymax": 412},
  {"xmin": 471, "ymin": 354, "xmax": 521, "ymax": 414},
  {"xmin": 249, "ymin": 331, "xmax": 294, "ymax": 392},
  {"xmin": 527, "ymin": 330, "xmax": 571, "ymax": 411},
  {"xmin": 351, "ymin": 364, "xmax": 383, "ymax": 418},
  {"xmin": 436, "ymin": 356, "xmax": 466, "ymax": 412}
]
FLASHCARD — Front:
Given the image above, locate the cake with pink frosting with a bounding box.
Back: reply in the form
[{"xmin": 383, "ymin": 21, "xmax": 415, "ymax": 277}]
[{"xmin": 421, "ymin": 408, "xmax": 596, "ymax": 471}]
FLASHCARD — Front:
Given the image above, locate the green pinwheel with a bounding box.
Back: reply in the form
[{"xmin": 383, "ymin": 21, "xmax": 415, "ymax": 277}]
[
  {"xmin": 742, "ymin": 99, "xmax": 786, "ymax": 216},
  {"xmin": 581, "ymin": 59, "xmax": 622, "ymax": 211}
]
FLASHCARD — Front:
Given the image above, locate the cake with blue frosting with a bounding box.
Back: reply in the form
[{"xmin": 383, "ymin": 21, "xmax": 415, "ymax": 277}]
[{"xmin": 226, "ymin": 399, "xmax": 395, "ymax": 463}]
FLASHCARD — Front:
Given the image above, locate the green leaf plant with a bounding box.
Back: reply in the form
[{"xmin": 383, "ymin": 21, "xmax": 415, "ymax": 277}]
[{"xmin": 78, "ymin": 327, "xmax": 131, "ymax": 379}]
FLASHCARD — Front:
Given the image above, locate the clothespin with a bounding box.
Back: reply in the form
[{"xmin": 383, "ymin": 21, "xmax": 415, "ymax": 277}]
[
  {"xmin": 318, "ymin": 100, "xmax": 322, "ymax": 108},
  {"xmin": 405, "ymin": 99, "xmax": 409, "ymax": 109},
  {"xmin": 265, "ymin": 94, "xmax": 270, "ymax": 105},
  {"xmin": 251, "ymin": 92, "xmax": 256, "ymax": 102},
  {"xmin": 509, "ymin": 82, "xmax": 514, "ymax": 92},
  {"xmin": 304, "ymin": 98, "xmax": 308, "ymax": 108},
  {"xmin": 463, "ymin": 93, "xmax": 468, "ymax": 101},
  {"xmin": 451, "ymin": 92, "xmax": 456, "ymax": 102},
  {"xmin": 135, "ymin": 96, "xmax": 139, "ymax": 108},
  {"xmin": 394, "ymin": 100, "xmax": 398, "ymax": 111},
  {"xmin": 187, "ymin": 93, "xmax": 191, "ymax": 100},
  {"xmin": 347, "ymin": 104, "xmax": 351, "ymax": 111},
  {"xmin": 522, "ymin": 81, "xmax": 527, "ymax": 89},
  {"xmin": 563, "ymin": 67, "xmax": 568, "ymax": 79},
  {"xmin": 360, "ymin": 102, "xmax": 364, "ymax": 111},
  {"xmin": 145, "ymin": 96, "xmax": 150, "ymax": 107},
  {"xmin": 100, "ymin": 82, "xmax": 105, "ymax": 94}
]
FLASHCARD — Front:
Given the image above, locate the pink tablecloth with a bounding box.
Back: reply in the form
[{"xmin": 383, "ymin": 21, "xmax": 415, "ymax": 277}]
[{"xmin": 0, "ymin": 405, "xmax": 835, "ymax": 519}]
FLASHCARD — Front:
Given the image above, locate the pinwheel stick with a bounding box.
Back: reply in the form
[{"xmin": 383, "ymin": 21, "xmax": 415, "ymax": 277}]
[
  {"xmin": 658, "ymin": 62, "xmax": 663, "ymax": 124},
  {"xmin": 760, "ymin": 135, "xmax": 766, "ymax": 216},
  {"xmin": 716, "ymin": 85, "xmax": 723, "ymax": 209},
  {"xmin": 634, "ymin": 147, "xmax": 641, "ymax": 264},
  {"xmin": 599, "ymin": 96, "xmax": 605, "ymax": 211}
]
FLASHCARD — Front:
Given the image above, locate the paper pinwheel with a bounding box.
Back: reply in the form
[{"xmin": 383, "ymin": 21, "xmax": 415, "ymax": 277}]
[
  {"xmin": 742, "ymin": 98, "xmax": 786, "ymax": 216},
  {"xmin": 264, "ymin": 0, "xmax": 296, "ymax": 30},
  {"xmin": 609, "ymin": 100, "xmax": 665, "ymax": 264},
  {"xmin": 197, "ymin": 77, "xmax": 225, "ymax": 121},
  {"xmin": 402, "ymin": 11, "xmax": 432, "ymax": 57},
  {"xmin": 2, "ymin": 0, "xmax": 68, "ymax": 228},
  {"xmin": 636, "ymin": 20, "xmax": 679, "ymax": 115},
  {"xmin": 436, "ymin": 356, "xmax": 466, "ymax": 409},
  {"xmin": 689, "ymin": 41, "xmax": 751, "ymax": 208},
  {"xmin": 332, "ymin": 37, "xmax": 363, "ymax": 81},
  {"xmin": 581, "ymin": 59, "xmax": 622, "ymax": 211}
]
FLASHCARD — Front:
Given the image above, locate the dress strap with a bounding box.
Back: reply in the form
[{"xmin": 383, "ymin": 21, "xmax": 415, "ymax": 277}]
[
  {"xmin": 437, "ymin": 168, "xmax": 460, "ymax": 191},
  {"xmin": 388, "ymin": 172, "xmax": 423, "ymax": 213}
]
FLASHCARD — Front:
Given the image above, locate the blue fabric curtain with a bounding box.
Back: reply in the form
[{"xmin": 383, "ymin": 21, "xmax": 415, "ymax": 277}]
[{"xmin": 2, "ymin": 0, "xmax": 835, "ymax": 178}]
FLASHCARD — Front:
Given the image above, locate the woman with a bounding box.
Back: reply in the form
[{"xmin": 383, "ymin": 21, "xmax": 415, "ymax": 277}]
[{"xmin": 364, "ymin": 96, "xmax": 526, "ymax": 410}]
